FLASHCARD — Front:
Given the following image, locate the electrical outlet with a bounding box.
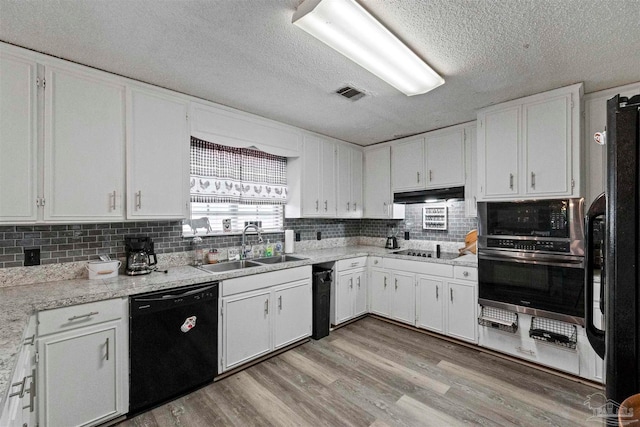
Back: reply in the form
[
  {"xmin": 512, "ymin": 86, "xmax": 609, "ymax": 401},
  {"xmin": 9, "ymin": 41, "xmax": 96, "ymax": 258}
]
[
  {"xmin": 24, "ymin": 248, "xmax": 40, "ymax": 266},
  {"xmin": 317, "ymin": 231, "xmax": 321, "ymax": 240},
  {"xmin": 295, "ymin": 232, "xmax": 301, "ymax": 242},
  {"xmin": 404, "ymin": 231, "xmax": 410, "ymax": 240}
]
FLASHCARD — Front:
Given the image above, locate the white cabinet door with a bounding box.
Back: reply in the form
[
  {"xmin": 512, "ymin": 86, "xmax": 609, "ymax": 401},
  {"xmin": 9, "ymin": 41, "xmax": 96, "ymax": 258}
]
[
  {"xmin": 337, "ymin": 144, "xmax": 363, "ymax": 218},
  {"xmin": 364, "ymin": 146, "xmax": 402, "ymax": 219},
  {"xmin": 44, "ymin": 66, "xmax": 125, "ymax": 221},
  {"xmin": 478, "ymin": 105, "xmax": 520, "ymax": 199},
  {"xmin": 390, "ymin": 271, "xmax": 415, "ymax": 325},
  {"xmin": 416, "ymin": 275, "xmax": 445, "ymax": 333},
  {"xmin": 302, "ymin": 135, "xmax": 322, "ymax": 216},
  {"xmin": 0, "ymin": 52, "xmax": 38, "ymax": 223},
  {"xmin": 354, "ymin": 269, "xmax": 367, "ymax": 317},
  {"xmin": 446, "ymin": 281, "xmax": 477, "ymax": 343},
  {"xmin": 274, "ymin": 280, "xmax": 312, "ymax": 349},
  {"xmin": 335, "ymin": 271, "xmax": 354, "ymax": 324},
  {"xmin": 464, "ymin": 125, "xmax": 478, "ymax": 217},
  {"xmin": 222, "ymin": 289, "xmax": 272, "ymax": 370},
  {"xmin": 425, "ymin": 129, "xmax": 464, "ymax": 188},
  {"xmin": 321, "ymin": 139, "xmax": 336, "ymax": 216},
  {"xmin": 38, "ymin": 323, "xmax": 120, "ymax": 427},
  {"xmin": 369, "ymin": 269, "xmax": 390, "ymax": 316},
  {"xmin": 127, "ymin": 87, "xmax": 188, "ymax": 219},
  {"xmin": 391, "ymin": 137, "xmax": 425, "ymax": 192},
  {"xmin": 523, "ymin": 94, "xmax": 571, "ymax": 196}
]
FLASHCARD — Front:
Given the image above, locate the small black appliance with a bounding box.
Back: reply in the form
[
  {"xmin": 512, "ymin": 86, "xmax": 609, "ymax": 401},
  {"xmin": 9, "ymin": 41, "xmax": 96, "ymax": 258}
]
[{"xmin": 125, "ymin": 236, "xmax": 157, "ymax": 275}]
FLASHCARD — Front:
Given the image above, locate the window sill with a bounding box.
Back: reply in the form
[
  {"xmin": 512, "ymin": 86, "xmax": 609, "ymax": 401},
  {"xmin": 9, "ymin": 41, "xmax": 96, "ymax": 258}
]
[{"xmin": 182, "ymin": 229, "xmax": 284, "ymax": 239}]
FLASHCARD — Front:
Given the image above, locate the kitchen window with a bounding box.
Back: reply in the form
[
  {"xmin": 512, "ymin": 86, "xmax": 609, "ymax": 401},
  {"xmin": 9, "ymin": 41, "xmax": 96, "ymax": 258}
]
[{"xmin": 184, "ymin": 137, "xmax": 287, "ymax": 236}]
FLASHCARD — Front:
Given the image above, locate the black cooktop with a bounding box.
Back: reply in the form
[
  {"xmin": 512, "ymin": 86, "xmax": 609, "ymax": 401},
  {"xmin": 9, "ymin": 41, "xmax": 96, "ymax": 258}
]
[{"xmin": 392, "ymin": 249, "xmax": 459, "ymax": 260}]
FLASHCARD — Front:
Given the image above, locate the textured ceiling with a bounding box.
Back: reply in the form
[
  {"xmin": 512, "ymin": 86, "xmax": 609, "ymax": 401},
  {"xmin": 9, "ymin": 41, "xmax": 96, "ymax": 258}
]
[{"xmin": 1, "ymin": 0, "xmax": 639, "ymax": 145}]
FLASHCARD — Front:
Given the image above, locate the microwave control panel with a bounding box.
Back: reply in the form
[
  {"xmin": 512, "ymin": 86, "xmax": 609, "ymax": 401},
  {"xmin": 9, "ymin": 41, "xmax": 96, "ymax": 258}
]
[{"xmin": 486, "ymin": 238, "xmax": 570, "ymax": 253}]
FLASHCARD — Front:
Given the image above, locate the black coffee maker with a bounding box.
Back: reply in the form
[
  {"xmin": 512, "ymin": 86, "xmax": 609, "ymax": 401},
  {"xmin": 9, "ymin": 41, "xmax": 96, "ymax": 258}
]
[{"xmin": 125, "ymin": 236, "xmax": 157, "ymax": 275}]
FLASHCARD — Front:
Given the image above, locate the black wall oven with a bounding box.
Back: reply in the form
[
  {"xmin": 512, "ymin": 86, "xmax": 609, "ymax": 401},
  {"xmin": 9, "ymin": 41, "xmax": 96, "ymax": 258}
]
[{"xmin": 477, "ymin": 199, "xmax": 585, "ymax": 325}]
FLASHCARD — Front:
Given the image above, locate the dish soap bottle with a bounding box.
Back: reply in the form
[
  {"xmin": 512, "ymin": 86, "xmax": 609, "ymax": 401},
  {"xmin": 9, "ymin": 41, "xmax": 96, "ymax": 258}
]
[{"xmin": 265, "ymin": 239, "xmax": 273, "ymax": 257}]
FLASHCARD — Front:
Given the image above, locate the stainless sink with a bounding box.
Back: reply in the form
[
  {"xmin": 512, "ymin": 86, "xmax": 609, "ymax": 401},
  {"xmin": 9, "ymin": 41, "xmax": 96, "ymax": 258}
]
[
  {"xmin": 197, "ymin": 260, "xmax": 261, "ymax": 273},
  {"xmin": 253, "ymin": 255, "xmax": 307, "ymax": 264}
]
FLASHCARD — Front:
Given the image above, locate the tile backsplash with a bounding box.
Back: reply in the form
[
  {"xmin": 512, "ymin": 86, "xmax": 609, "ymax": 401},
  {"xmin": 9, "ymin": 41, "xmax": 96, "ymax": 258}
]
[{"xmin": 0, "ymin": 201, "xmax": 476, "ymax": 269}]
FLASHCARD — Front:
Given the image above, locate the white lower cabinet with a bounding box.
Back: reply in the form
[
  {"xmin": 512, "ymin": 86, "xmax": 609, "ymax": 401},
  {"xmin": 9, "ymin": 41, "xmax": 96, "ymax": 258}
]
[
  {"xmin": 416, "ymin": 276, "xmax": 445, "ymax": 334},
  {"xmin": 36, "ymin": 298, "xmax": 128, "ymax": 427},
  {"xmin": 220, "ymin": 266, "xmax": 312, "ymax": 373},
  {"xmin": 389, "ymin": 271, "xmax": 415, "ymax": 325},
  {"xmin": 416, "ymin": 266, "xmax": 478, "ymax": 344},
  {"xmin": 1, "ymin": 317, "xmax": 36, "ymax": 427},
  {"xmin": 332, "ymin": 263, "xmax": 367, "ymax": 326},
  {"xmin": 369, "ymin": 268, "xmax": 390, "ymax": 317}
]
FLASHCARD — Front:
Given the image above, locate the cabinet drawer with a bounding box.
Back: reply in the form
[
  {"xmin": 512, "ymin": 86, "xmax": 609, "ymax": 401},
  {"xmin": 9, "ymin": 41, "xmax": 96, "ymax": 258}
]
[
  {"xmin": 337, "ymin": 257, "xmax": 367, "ymax": 270},
  {"xmin": 38, "ymin": 298, "xmax": 124, "ymax": 336},
  {"xmin": 454, "ymin": 266, "xmax": 477, "ymax": 281}
]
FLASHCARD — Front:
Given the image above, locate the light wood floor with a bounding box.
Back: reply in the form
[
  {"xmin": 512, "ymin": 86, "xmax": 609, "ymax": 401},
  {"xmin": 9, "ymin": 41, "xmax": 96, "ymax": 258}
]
[{"xmin": 118, "ymin": 317, "xmax": 601, "ymax": 427}]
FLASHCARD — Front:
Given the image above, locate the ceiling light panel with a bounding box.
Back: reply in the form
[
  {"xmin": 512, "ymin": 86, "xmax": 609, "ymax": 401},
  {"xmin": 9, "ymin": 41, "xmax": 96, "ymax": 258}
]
[{"xmin": 292, "ymin": 0, "xmax": 444, "ymax": 96}]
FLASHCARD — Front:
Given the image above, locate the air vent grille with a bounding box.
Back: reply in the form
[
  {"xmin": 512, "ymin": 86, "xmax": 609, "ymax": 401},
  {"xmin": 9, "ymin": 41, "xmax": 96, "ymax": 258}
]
[{"xmin": 336, "ymin": 86, "xmax": 365, "ymax": 101}]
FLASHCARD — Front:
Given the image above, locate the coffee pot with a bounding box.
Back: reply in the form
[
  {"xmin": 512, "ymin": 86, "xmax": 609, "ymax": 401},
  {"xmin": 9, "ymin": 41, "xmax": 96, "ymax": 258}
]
[
  {"xmin": 385, "ymin": 225, "xmax": 400, "ymax": 249},
  {"xmin": 125, "ymin": 236, "xmax": 157, "ymax": 275}
]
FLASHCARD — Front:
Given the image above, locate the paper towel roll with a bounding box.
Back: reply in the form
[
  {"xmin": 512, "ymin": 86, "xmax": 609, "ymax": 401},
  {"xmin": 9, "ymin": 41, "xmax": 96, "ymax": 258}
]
[{"xmin": 284, "ymin": 230, "xmax": 294, "ymax": 254}]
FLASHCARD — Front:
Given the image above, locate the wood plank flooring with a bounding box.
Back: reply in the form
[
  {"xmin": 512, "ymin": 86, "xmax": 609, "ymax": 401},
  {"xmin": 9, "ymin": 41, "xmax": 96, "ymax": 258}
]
[{"xmin": 117, "ymin": 317, "xmax": 602, "ymax": 427}]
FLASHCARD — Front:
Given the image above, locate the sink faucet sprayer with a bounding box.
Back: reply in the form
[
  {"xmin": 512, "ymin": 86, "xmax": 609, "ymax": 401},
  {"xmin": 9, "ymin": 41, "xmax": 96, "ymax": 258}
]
[{"xmin": 241, "ymin": 224, "xmax": 263, "ymax": 259}]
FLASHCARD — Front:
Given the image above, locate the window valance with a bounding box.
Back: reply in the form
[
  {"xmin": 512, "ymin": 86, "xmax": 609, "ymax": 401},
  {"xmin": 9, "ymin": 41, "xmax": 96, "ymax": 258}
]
[{"xmin": 190, "ymin": 137, "xmax": 288, "ymax": 205}]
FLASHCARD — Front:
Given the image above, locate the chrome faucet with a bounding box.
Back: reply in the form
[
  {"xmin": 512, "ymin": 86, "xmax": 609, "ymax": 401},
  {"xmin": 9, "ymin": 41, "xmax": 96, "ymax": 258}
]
[{"xmin": 241, "ymin": 224, "xmax": 263, "ymax": 259}]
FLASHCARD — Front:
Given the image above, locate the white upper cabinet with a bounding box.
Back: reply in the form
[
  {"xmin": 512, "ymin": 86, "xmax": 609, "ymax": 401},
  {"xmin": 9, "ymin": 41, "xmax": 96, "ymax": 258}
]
[
  {"xmin": 464, "ymin": 124, "xmax": 478, "ymax": 217},
  {"xmin": 44, "ymin": 65, "xmax": 126, "ymax": 221},
  {"xmin": 477, "ymin": 83, "xmax": 583, "ymax": 201},
  {"xmin": 0, "ymin": 51, "xmax": 38, "ymax": 223},
  {"xmin": 425, "ymin": 128, "xmax": 465, "ymax": 188},
  {"xmin": 301, "ymin": 135, "xmax": 336, "ymax": 217},
  {"xmin": 391, "ymin": 137, "xmax": 425, "ymax": 192},
  {"xmin": 337, "ymin": 144, "xmax": 363, "ymax": 218},
  {"xmin": 126, "ymin": 87, "xmax": 189, "ymax": 219},
  {"xmin": 364, "ymin": 146, "xmax": 404, "ymax": 219},
  {"xmin": 584, "ymin": 82, "xmax": 640, "ymax": 206}
]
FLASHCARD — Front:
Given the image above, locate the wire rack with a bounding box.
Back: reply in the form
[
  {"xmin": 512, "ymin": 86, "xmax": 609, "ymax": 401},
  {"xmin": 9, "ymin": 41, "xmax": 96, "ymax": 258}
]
[
  {"xmin": 478, "ymin": 306, "xmax": 518, "ymax": 333},
  {"xmin": 529, "ymin": 317, "xmax": 577, "ymax": 349}
]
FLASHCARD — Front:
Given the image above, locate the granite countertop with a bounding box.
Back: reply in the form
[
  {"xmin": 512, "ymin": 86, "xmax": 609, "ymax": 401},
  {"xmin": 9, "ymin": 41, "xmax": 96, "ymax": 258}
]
[{"xmin": 0, "ymin": 245, "xmax": 477, "ymax": 405}]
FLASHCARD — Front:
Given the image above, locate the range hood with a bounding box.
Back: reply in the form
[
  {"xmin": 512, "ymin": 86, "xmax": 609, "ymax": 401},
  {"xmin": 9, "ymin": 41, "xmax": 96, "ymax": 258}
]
[{"xmin": 393, "ymin": 186, "xmax": 464, "ymax": 204}]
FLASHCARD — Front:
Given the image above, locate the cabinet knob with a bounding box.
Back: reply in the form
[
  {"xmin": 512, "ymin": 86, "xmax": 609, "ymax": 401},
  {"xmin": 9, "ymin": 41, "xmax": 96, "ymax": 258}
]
[{"xmin": 463, "ymin": 271, "xmax": 469, "ymax": 277}]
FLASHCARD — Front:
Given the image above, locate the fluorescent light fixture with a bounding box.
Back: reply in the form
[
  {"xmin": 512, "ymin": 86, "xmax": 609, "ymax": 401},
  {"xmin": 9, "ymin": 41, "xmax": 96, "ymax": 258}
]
[{"xmin": 292, "ymin": 0, "xmax": 444, "ymax": 96}]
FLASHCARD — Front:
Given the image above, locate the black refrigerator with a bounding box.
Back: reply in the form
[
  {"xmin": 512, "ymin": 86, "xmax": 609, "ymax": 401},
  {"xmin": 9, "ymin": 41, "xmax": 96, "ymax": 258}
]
[{"xmin": 585, "ymin": 93, "xmax": 640, "ymax": 404}]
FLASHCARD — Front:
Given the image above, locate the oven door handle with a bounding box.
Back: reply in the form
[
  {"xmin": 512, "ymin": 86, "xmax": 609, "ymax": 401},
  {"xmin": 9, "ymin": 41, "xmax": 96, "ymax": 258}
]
[
  {"xmin": 585, "ymin": 192, "xmax": 606, "ymax": 359},
  {"xmin": 478, "ymin": 253, "xmax": 584, "ymax": 269}
]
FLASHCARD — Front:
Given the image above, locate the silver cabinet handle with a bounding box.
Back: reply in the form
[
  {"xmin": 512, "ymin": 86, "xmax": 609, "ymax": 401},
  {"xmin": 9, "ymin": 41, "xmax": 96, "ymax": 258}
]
[
  {"xmin": 383, "ymin": 276, "xmax": 387, "ymax": 288},
  {"xmin": 531, "ymin": 171, "xmax": 536, "ymax": 189},
  {"xmin": 463, "ymin": 271, "xmax": 469, "ymax": 277},
  {"xmin": 278, "ymin": 295, "xmax": 282, "ymax": 310},
  {"xmin": 429, "ymin": 170, "xmax": 433, "ymax": 182},
  {"xmin": 68, "ymin": 311, "xmax": 99, "ymax": 321},
  {"xmin": 349, "ymin": 278, "xmax": 353, "ymax": 289},
  {"xmin": 450, "ymin": 288, "xmax": 454, "ymax": 302},
  {"xmin": 374, "ymin": 259, "xmax": 379, "ymax": 264},
  {"xmin": 435, "ymin": 285, "xmax": 439, "ymax": 300},
  {"xmin": 516, "ymin": 346, "xmax": 535, "ymax": 356},
  {"xmin": 136, "ymin": 190, "xmax": 142, "ymax": 209},
  {"xmin": 110, "ymin": 190, "xmax": 117, "ymax": 211},
  {"xmin": 105, "ymin": 337, "xmax": 110, "ymax": 361},
  {"xmin": 347, "ymin": 202, "xmax": 350, "ymax": 211},
  {"xmin": 24, "ymin": 368, "xmax": 36, "ymax": 413},
  {"xmin": 9, "ymin": 378, "xmax": 26, "ymax": 398},
  {"xmin": 417, "ymin": 172, "xmax": 420, "ymax": 183},
  {"xmin": 395, "ymin": 278, "xmax": 398, "ymax": 290},
  {"xmin": 324, "ymin": 200, "xmax": 328, "ymax": 211},
  {"xmin": 357, "ymin": 277, "xmax": 361, "ymax": 287},
  {"xmin": 315, "ymin": 200, "xmax": 319, "ymax": 211},
  {"xmin": 23, "ymin": 334, "xmax": 35, "ymax": 346},
  {"xmin": 383, "ymin": 202, "xmax": 387, "ymax": 215},
  {"xmin": 351, "ymin": 262, "xmax": 358, "ymax": 267},
  {"xmin": 509, "ymin": 174, "xmax": 514, "ymax": 190},
  {"xmin": 353, "ymin": 202, "xmax": 357, "ymax": 211}
]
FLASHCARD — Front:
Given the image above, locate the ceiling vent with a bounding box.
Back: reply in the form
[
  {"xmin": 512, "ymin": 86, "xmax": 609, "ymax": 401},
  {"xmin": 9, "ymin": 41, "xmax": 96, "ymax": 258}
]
[{"xmin": 336, "ymin": 86, "xmax": 365, "ymax": 101}]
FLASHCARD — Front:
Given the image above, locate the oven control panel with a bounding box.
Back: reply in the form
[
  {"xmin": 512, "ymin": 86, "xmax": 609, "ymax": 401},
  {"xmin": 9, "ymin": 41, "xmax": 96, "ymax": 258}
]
[{"xmin": 486, "ymin": 238, "xmax": 570, "ymax": 253}]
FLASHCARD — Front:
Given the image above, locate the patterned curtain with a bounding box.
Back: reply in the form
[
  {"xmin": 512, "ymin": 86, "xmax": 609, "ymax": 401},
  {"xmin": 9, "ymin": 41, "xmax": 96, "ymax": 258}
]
[{"xmin": 190, "ymin": 137, "xmax": 288, "ymax": 204}]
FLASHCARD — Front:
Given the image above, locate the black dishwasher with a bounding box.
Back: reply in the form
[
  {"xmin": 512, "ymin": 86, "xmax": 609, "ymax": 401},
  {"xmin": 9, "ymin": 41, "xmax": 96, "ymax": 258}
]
[{"xmin": 129, "ymin": 282, "xmax": 218, "ymax": 415}]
